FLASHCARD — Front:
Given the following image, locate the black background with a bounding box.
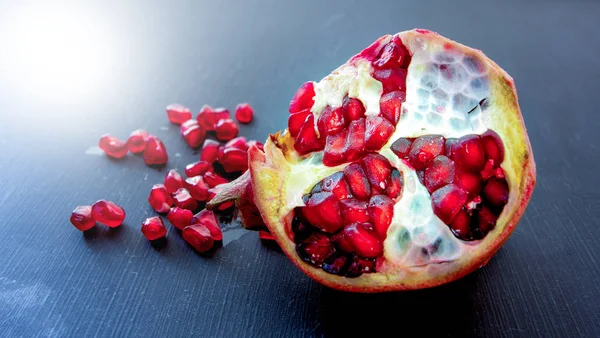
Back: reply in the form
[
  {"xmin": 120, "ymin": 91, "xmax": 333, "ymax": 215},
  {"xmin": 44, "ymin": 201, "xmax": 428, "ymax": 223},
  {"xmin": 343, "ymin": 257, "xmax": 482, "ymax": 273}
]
[{"xmin": 1, "ymin": 0, "xmax": 599, "ymax": 337}]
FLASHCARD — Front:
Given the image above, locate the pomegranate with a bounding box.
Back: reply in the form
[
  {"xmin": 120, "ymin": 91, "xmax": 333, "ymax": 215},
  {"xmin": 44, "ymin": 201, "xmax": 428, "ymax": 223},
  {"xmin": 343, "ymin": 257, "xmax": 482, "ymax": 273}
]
[
  {"xmin": 185, "ymin": 160, "xmax": 212, "ymax": 177},
  {"xmin": 91, "ymin": 200, "xmax": 126, "ymax": 228},
  {"xmin": 148, "ymin": 184, "xmax": 174, "ymax": 213},
  {"xmin": 164, "ymin": 169, "xmax": 185, "ymax": 194},
  {"xmin": 215, "ymin": 119, "xmax": 239, "ymax": 141},
  {"xmin": 180, "ymin": 119, "xmax": 206, "ymax": 148},
  {"xmin": 166, "ymin": 104, "xmax": 192, "ymax": 124},
  {"xmin": 197, "ymin": 105, "xmax": 230, "ymax": 131},
  {"xmin": 126, "ymin": 129, "xmax": 149, "ymax": 154},
  {"xmin": 167, "ymin": 207, "xmax": 194, "ymax": 230},
  {"xmin": 143, "ymin": 136, "xmax": 168, "ymax": 166},
  {"xmin": 208, "ymin": 29, "xmax": 536, "ymax": 292},
  {"xmin": 191, "ymin": 209, "xmax": 223, "ymax": 241},
  {"xmin": 141, "ymin": 216, "xmax": 167, "ymax": 241},
  {"xmin": 99, "ymin": 134, "xmax": 128, "ymax": 159},
  {"xmin": 70, "ymin": 205, "xmax": 96, "ymax": 231},
  {"xmin": 200, "ymin": 139, "xmax": 220, "ymax": 164},
  {"xmin": 182, "ymin": 224, "xmax": 215, "ymax": 252},
  {"xmin": 235, "ymin": 103, "xmax": 254, "ymax": 124}
]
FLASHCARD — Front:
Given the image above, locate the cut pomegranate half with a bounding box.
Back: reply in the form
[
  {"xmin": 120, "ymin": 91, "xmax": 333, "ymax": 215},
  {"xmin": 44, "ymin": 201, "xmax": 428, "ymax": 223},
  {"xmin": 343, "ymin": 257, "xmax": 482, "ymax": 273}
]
[{"xmin": 208, "ymin": 29, "xmax": 536, "ymax": 292}]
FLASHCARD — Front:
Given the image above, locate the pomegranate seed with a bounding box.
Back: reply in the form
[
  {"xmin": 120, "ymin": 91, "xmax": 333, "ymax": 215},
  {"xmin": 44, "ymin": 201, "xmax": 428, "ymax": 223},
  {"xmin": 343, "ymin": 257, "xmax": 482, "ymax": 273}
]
[
  {"xmin": 143, "ymin": 136, "xmax": 168, "ymax": 165},
  {"xmin": 450, "ymin": 208, "xmax": 471, "ymax": 240},
  {"xmin": 289, "ymin": 81, "xmax": 315, "ymax": 114},
  {"xmin": 172, "ymin": 188, "xmax": 198, "ymax": 210},
  {"xmin": 70, "ymin": 205, "xmax": 96, "ymax": 231},
  {"xmin": 340, "ymin": 199, "xmax": 371, "ymax": 224},
  {"xmin": 354, "ymin": 35, "xmax": 389, "ymax": 62},
  {"xmin": 203, "ymin": 172, "xmax": 229, "ymax": 187},
  {"xmin": 215, "ymin": 119, "xmax": 239, "ymax": 141},
  {"xmin": 343, "ymin": 223, "xmax": 383, "ymax": 258},
  {"xmin": 482, "ymin": 177, "xmax": 509, "ymax": 208},
  {"xmin": 373, "ymin": 68, "xmax": 407, "ymax": 93},
  {"xmin": 180, "ymin": 119, "xmax": 206, "ymax": 148},
  {"xmin": 148, "ymin": 184, "xmax": 174, "ymax": 213},
  {"xmin": 224, "ymin": 136, "xmax": 248, "ymax": 150},
  {"xmin": 197, "ymin": 105, "xmax": 230, "ymax": 131},
  {"xmin": 321, "ymin": 172, "xmax": 352, "ymax": 199},
  {"xmin": 296, "ymin": 233, "xmax": 334, "ymax": 267},
  {"xmin": 431, "ymin": 184, "xmax": 468, "ymax": 224},
  {"xmin": 182, "ymin": 224, "xmax": 214, "ymax": 252},
  {"xmin": 166, "ymin": 104, "xmax": 192, "ymax": 124},
  {"xmin": 185, "ymin": 176, "xmax": 210, "ymax": 201},
  {"xmin": 294, "ymin": 114, "xmax": 323, "ymax": 154},
  {"xmin": 343, "ymin": 163, "xmax": 371, "ymax": 200},
  {"xmin": 408, "ymin": 135, "xmax": 445, "ymax": 170},
  {"xmin": 391, "ymin": 138, "xmax": 413, "ymax": 158},
  {"xmin": 141, "ymin": 216, "xmax": 167, "ymax": 241},
  {"xmin": 424, "ymin": 155, "xmax": 456, "ymax": 193},
  {"xmin": 365, "ymin": 116, "xmax": 394, "ymax": 151},
  {"xmin": 207, "ymin": 187, "xmax": 234, "ymax": 210},
  {"xmin": 346, "ymin": 255, "xmax": 376, "ymax": 277},
  {"xmin": 477, "ymin": 206, "xmax": 498, "ymax": 236},
  {"xmin": 235, "ymin": 103, "xmax": 254, "ymax": 124},
  {"xmin": 455, "ymin": 167, "xmax": 482, "ymax": 196},
  {"xmin": 191, "ymin": 209, "xmax": 222, "ymax": 241},
  {"xmin": 372, "ymin": 35, "xmax": 409, "ymax": 69},
  {"xmin": 322, "ymin": 253, "xmax": 349, "ymax": 276},
  {"xmin": 91, "ymin": 200, "xmax": 126, "ymax": 227},
  {"xmin": 259, "ymin": 230, "xmax": 276, "ymax": 241},
  {"xmin": 246, "ymin": 140, "xmax": 264, "ymax": 151},
  {"xmin": 331, "ymin": 232, "xmax": 355, "ymax": 253},
  {"xmin": 368, "ymin": 195, "xmax": 394, "ymax": 239},
  {"xmin": 361, "ymin": 153, "xmax": 392, "ymax": 191},
  {"xmin": 379, "ymin": 90, "xmax": 405, "ymax": 124},
  {"xmin": 317, "ymin": 106, "xmax": 346, "ymax": 137},
  {"xmin": 99, "ymin": 134, "xmax": 128, "ymax": 159},
  {"xmin": 220, "ymin": 147, "xmax": 248, "ymax": 172},
  {"xmin": 166, "ymin": 207, "xmax": 194, "ymax": 230},
  {"xmin": 481, "ymin": 130, "xmax": 505, "ymax": 165},
  {"xmin": 288, "ymin": 109, "xmax": 311, "ymax": 138},
  {"xmin": 185, "ymin": 160, "xmax": 212, "ymax": 177},
  {"xmin": 385, "ymin": 168, "xmax": 403, "ymax": 199},
  {"xmin": 126, "ymin": 129, "xmax": 149, "ymax": 154},
  {"xmin": 342, "ymin": 96, "xmax": 366, "ymax": 122},
  {"xmin": 444, "ymin": 138, "xmax": 457, "ymax": 157},
  {"xmin": 302, "ymin": 192, "xmax": 343, "ymax": 233},
  {"xmin": 200, "ymin": 139, "xmax": 221, "ymax": 164},
  {"xmin": 344, "ymin": 118, "xmax": 366, "ymax": 162},
  {"xmin": 323, "ymin": 130, "xmax": 348, "ymax": 166},
  {"xmin": 451, "ymin": 135, "xmax": 486, "ymax": 171},
  {"xmin": 164, "ymin": 169, "xmax": 185, "ymax": 194}
]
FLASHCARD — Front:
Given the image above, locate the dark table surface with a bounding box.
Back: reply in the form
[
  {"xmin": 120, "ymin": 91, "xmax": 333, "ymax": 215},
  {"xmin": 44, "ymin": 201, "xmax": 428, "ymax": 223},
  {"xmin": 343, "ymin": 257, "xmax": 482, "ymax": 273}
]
[{"xmin": 1, "ymin": 0, "xmax": 599, "ymax": 337}]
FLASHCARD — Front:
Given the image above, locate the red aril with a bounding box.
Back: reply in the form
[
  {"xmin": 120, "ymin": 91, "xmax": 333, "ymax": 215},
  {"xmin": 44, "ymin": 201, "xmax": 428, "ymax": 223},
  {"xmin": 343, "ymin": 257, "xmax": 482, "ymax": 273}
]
[
  {"xmin": 166, "ymin": 104, "xmax": 192, "ymax": 124},
  {"xmin": 340, "ymin": 199, "xmax": 371, "ymax": 224},
  {"xmin": 70, "ymin": 206, "xmax": 96, "ymax": 231},
  {"xmin": 143, "ymin": 136, "xmax": 168, "ymax": 166},
  {"xmin": 302, "ymin": 192, "xmax": 343, "ymax": 233},
  {"xmin": 164, "ymin": 169, "xmax": 185, "ymax": 194},
  {"xmin": 185, "ymin": 176, "xmax": 210, "ymax": 201},
  {"xmin": 361, "ymin": 154, "xmax": 392, "ymax": 191},
  {"xmin": 343, "ymin": 223, "xmax": 383, "ymax": 258},
  {"xmin": 141, "ymin": 216, "xmax": 167, "ymax": 241},
  {"xmin": 289, "ymin": 81, "xmax": 315, "ymax": 114},
  {"xmin": 225, "ymin": 136, "xmax": 248, "ymax": 150},
  {"xmin": 294, "ymin": 114, "xmax": 322, "ymax": 154},
  {"xmin": 391, "ymin": 138, "xmax": 412, "ymax": 158},
  {"xmin": 408, "ymin": 135, "xmax": 445, "ymax": 170},
  {"xmin": 126, "ymin": 129, "xmax": 149, "ymax": 154},
  {"xmin": 365, "ymin": 116, "xmax": 394, "ymax": 151},
  {"xmin": 220, "ymin": 147, "xmax": 248, "ymax": 172},
  {"xmin": 235, "ymin": 103, "xmax": 254, "ymax": 124},
  {"xmin": 99, "ymin": 134, "xmax": 128, "ymax": 159},
  {"xmin": 182, "ymin": 224, "xmax": 214, "ymax": 252},
  {"xmin": 482, "ymin": 177, "xmax": 509, "ymax": 208},
  {"xmin": 288, "ymin": 109, "xmax": 312, "ymax": 138},
  {"xmin": 148, "ymin": 184, "xmax": 174, "ymax": 213},
  {"xmin": 368, "ymin": 195, "xmax": 394, "ymax": 239},
  {"xmin": 342, "ymin": 96, "xmax": 366, "ymax": 121},
  {"xmin": 320, "ymin": 172, "xmax": 351, "ymax": 199},
  {"xmin": 172, "ymin": 188, "xmax": 198, "ymax": 211},
  {"xmin": 296, "ymin": 233, "xmax": 334, "ymax": 267},
  {"xmin": 197, "ymin": 105, "xmax": 230, "ymax": 131},
  {"xmin": 451, "ymin": 135, "xmax": 486, "ymax": 171},
  {"xmin": 372, "ymin": 35, "xmax": 409, "ymax": 69},
  {"xmin": 200, "ymin": 139, "xmax": 221, "ymax": 164},
  {"xmin": 424, "ymin": 155, "xmax": 455, "ymax": 193},
  {"xmin": 215, "ymin": 119, "xmax": 239, "ymax": 141},
  {"xmin": 246, "ymin": 140, "xmax": 264, "ymax": 151},
  {"xmin": 343, "ymin": 163, "xmax": 371, "ymax": 200},
  {"xmin": 91, "ymin": 200, "xmax": 126, "ymax": 227},
  {"xmin": 385, "ymin": 169, "xmax": 404, "ymax": 199},
  {"xmin": 191, "ymin": 209, "xmax": 222, "ymax": 241},
  {"xmin": 180, "ymin": 119, "xmax": 206, "ymax": 148},
  {"xmin": 373, "ymin": 68, "xmax": 407, "ymax": 93},
  {"xmin": 431, "ymin": 184, "xmax": 468, "ymax": 224},
  {"xmin": 481, "ymin": 130, "xmax": 505, "ymax": 166},
  {"xmin": 317, "ymin": 106, "xmax": 346, "ymax": 137},
  {"xmin": 185, "ymin": 161, "xmax": 212, "ymax": 177},
  {"xmin": 379, "ymin": 90, "xmax": 405, "ymax": 124},
  {"xmin": 203, "ymin": 172, "xmax": 229, "ymax": 187},
  {"xmin": 166, "ymin": 207, "xmax": 194, "ymax": 230}
]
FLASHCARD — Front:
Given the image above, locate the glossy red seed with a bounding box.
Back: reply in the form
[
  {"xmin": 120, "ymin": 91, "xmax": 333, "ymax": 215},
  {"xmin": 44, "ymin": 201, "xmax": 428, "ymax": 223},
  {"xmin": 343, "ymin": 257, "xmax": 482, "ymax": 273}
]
[
  {"xmin": 166, "ymin": 104, "xmax": 192, "ymax": 124},
  {"xmin": 91, "ymin": 200, "xmax": 126, "ymax": 227},
  {"xmin": 289, "ymin": 81, "xmax": 315, "ymax": 114},
  {"xmin": 70, "ymin": 206, "xmax": 96, "ymax": 231},
  {"xmin": 143, "ymin": 136, "xmax": 168, "ymax": 165},
  {"xmin": 322, "ymin": 253, "xmax": 348, "ymax": 275},
  {"xmin": 481, "ymin": 130, "xmax": 504, "ymax": 165},
  {"xmin": 379, "ymin": 90, "xmax": 405, "ymax": 124},
  {"xmin": 346, "ymin": 255, "xmax": 376, "ymax": 277},
  {"xmin": 385, "ymin": 168, "xmax": 403, "ymax": 199},
  {"xmin": 431, "ymin": 184, "xmax": 468, "ymax": 224},
  {"xmin": 477, "ymin": 206, "xmax": 498, "ymax": 235},
  {"xmin": 482, "ymin": 177, "xmax": 509, "ymax": 207},
  {"xmin": 166, "ymin": 207, "xmax": 194, "ymax": 230},
  {"xmin": 296, "ymin": 233, "xmax": 334, "ymax": 267},
  {"xmin": 99, "ymin": 134, "xmax": 128, "ymax": 159},
  {"xmin": 450, "ymin": 209, "xmax": 471, "ymax": 240},
  {"xmin": 172, "ymin": 188, "xmax": 198, "ymax": 210},
  {"xmin": 391, "ymin": 138, "xmax": 412, "ymax": 158},
  {"xmin": 321, "ymin": 172, "xmax": 352, "ymax": 199},
  {"xmin": 215, "ymin": 119, "xmax": 239, "ymax": 141},
  {"xmin": 340, "ymin": 199, "xmax": 371, "ymax": 224},
  {"xmin": 323, "ymin": 130, "xmax": 348, "ymax": 166},
  {"xmin": 185, "ymin": 160, "xmax": 212, "ymax": 177},
  {"xmin": 368, "ymin": 195, "xmax": 394, "ymax": 239},
  {"xmin": 480, "ymin": 159, "xmax": 505, "ymax": 180},
  {"xmin": 126, "ymin": 129, "xmax": 149, "ymax": 154},
  {"xmin": 302, "ymin": 192, "xmax": 343, "ymax": 233},
  {"xmin": 361, "ymin": 153, "xmax": 392, "ymax": 191},
  {"xmin": 451, "ymin": 135, "xmax": 486, "ymax": 171},
  {"xmin": 288, "ymin": 109, "xmax": 311, "ymax": 138},
  {"xmin": 294, "ymin": 114, "xmax": 323, "ymax": 154},
  {"xmin": 164, "ymin": 169, "xmax": 185, "ymax": 194},
  {"xmin": 424, "ymin": 155, "xmax": 456, "ymax": 193},
  {"xmin": 246, "ymin": 140, "xmax": 264, "ymax": 151},
  {"xmin": 344, "ymin": 163, "xmax": 371, "ymax": 200},
  {"xmin": 224, "ymin": 136, "xmax": 248, "ymax": 150},
  {"xmin": 235, "ymin": 103, "xmax": 254, "ymax": 124},
  {"xmin": 185, "ymin": 176, "xmax": 210, "ymax": 201},
  {"xmin": 182, "ymin": 224, "xmax": 214, "ymax": 252},
  {"xmin": 180, "ymin": 119, "xmax": 206, "ymax": 148},
  {"xmin": 344, "ymin": 118, "xmax": 366, "ymax": 162},
  {"xmin": 200, "ymin": 139, "xmax": 221, "ymax": 164},
  {"xmin": 317, "ymin": 106, "xmax": 346, "ymax": 137},
  {"xmin": 220, "ymin": 147, "xmax": 248, "ymax": 172},
  {"xmin": 191, "ymin": 209, "xmax": 222, "ymax": 241},
  {"xmin": 373, "ymin": 68, "xmax": 407, "ymax": 93},
  {"xmin": 343, "ymin": 223, "xmax": 383, "ymax": 258},
  {"xmin": 372, "ymin": 35, "xmax": 409, "ymax": 69},
  {"xmin": 141, "ymin": 216, "xmax": 167, "ymax": 241},
  {"xmin": 197, "ymin": 105, "xmax": 230, "ymax": 131},
  {"xmin": 342, "ymin": 96, "xmax": 366, "ymax": 121},
  {"xmin": 353, "ymin": 35, "xmax": 389, "ymax": 63},
  {"xmin": 148, "ymin": 184, "xmax": 174, "ymax": 213},
  {"xmin": 203, "ymin": 172, "xmax": 229, "ymax": 188},
  {"xmin": 455, "ymin": 167, "xmax": 482, "ymax": 196},
  {"xmin": 331, "ymin": 232, "xmax": 355, "ymax": 253},
  {"xmin": 365, "ymin": 116, "xmax": 394, "ymax": 151},
  {"xmin": 408, "ymin": 135, "xmax": 445, "ymax": 170},
  {"xmin": 259, "ymin": 230, "xmax": 276, "ymax": 241}
]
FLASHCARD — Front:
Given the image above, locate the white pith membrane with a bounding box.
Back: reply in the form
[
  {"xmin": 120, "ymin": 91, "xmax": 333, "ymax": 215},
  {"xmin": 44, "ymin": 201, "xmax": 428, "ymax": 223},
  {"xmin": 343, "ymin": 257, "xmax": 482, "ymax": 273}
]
[{"xmin": 281, "ymin": 32, "xmax": 499, "ymax": 273}]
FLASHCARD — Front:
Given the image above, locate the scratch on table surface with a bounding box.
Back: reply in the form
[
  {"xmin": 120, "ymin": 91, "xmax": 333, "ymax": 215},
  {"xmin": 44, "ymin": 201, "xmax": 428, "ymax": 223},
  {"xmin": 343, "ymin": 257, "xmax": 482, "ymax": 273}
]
[
  {"xmin": 84, "ymin": 146, "xmax": 104, "ymax": 156},
  {"xmin": 0, "ymin": 284, "xmax": 50, "ymax": 309}
]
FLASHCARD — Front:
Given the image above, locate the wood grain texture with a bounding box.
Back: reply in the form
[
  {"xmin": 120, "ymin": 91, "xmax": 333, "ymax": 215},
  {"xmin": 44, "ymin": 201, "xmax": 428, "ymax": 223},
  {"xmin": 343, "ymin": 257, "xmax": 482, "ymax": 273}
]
[{"xmin": 0, "ymin": 0, "xmax": 599, "ymax": 337}]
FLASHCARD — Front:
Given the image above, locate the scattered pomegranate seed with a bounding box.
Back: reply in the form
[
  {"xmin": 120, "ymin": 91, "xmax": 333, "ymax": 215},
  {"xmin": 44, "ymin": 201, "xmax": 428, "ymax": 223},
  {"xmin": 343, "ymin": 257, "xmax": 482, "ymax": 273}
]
[
  {"xmin": 180, "ymin": 119, "xmax": 206, "ymax": 148},
  {"xmin": 191, "ymin": 209, "xmax": 222, "ymax": 241},
  {"xmin": 235, "ymin": 103, "xmax": 254, "ymax": 124},
  {"xmin": 258, "ymin": 230, "xmax": 276, "ymax": 241},
  {"xmin": 172, "ymin": 188, "xmax": 198, "ymax": 211},
  {"xmin": 197, "ymin": 105, "xmax": 230, "ymax": 131},
  {"xmin": 70, "ymin": 206, "xmax": 96, "ymax": 231},
  {"xmin": 220, "ymin": 147, "xmax": 248, "ymax": 173},
  {"xmin": 164, "ymin": 169, "xmax": 185, "ymax": 194},
  {"xmin": 148, "ymin": 184, "xmax": 174, "ymax": 213},
  {"xmin": 185, "ymin": 176, "xmax": 210, "ymax": 201},
  {"xmin": 126, "ymin": 129, "xmax": 149, "ymax": 154},
  {"xmin": 143, "ymin": 136, "xmax": 168, "ymax": 165},
  {"xmin": 185, "ymin": 160, "xmax": 212, "ymax": 177},
  {"xmin": 182, "ymin": 224, "xmax": 214, "ymax": 252},
  {"xmin": 166, "ymin": 104, "xmax": 192, "ymax": 124},
  {"xmin": 91, "ymin": 200, "xmax": 126, "ymax": 227},
  {"xmin": 215, "ymin": 119, "xmax": 239, "ymax": 141},
  {"xmin": 99, "ymin": 134, "xmax": 128, "ymax": 159},
  {"xmin": 225, "ymin": 136, "xmax": 248, "ymax": 150},
  {"xmin": 141, "ymin": 216, "xmax": 167, "ymax": 241},
  {"xmin": 200, "ymin": 140, "xmax": 220, "ymax": 164},
  {"xmin": 166, "ymin": 207, "xmax": 194, "ymax": 230},
  {"xmin": 203, "ymin": 172, "xmax": 229, "ymax": 187}
]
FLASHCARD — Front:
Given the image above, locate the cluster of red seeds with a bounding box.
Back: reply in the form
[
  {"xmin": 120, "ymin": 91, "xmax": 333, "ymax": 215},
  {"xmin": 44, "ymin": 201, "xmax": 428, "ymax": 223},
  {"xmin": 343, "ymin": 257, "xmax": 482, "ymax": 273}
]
[
  {"xmin": 70, "ymin": 200, "xmax": 126, "ymax": 231},
  {"xmin": 99, "ymin": 131, "xmax": 169, "ymax": 166},
  {"xmin": 288, "ymin": 36, "xmax": 410, "ymax": 167},
  {"xmin": 391, "ymin": 130, "xmax": 508, "ymax": 240},
  {"xmin": 292, "ymin": 154, "xmax": 403, "ymax": 277}
]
